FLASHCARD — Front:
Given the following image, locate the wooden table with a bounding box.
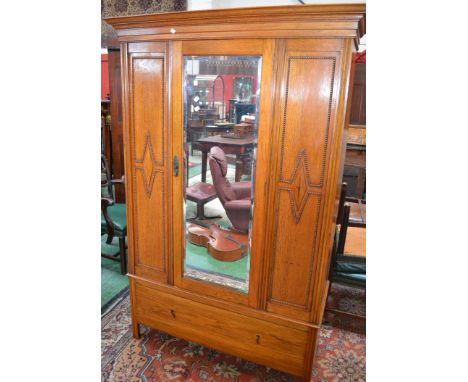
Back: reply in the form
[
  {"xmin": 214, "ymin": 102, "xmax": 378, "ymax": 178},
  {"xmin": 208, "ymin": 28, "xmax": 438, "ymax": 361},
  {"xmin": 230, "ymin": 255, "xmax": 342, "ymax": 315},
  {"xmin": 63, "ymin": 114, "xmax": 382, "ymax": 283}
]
[
  {"xmin": 344, "ymin": 198, "xmax": 366, "ymax": 256},
  {"xmin": 344, "ymin": 227, "xmax": 366, "ymax": 257},
  {"xmin": 204, "ymin": 124, "xmax": 234, "ymax": 136},
  {"xmin": 188, "ymin": 123, "xmax": 235, "ymax": 155},
  {"xmin": 193, "ymin": 135, "xmax": 256, "ymax": 182},
  {"xmin": 214, "ymin": 122, "xmax": 235, "ymax": 129}
]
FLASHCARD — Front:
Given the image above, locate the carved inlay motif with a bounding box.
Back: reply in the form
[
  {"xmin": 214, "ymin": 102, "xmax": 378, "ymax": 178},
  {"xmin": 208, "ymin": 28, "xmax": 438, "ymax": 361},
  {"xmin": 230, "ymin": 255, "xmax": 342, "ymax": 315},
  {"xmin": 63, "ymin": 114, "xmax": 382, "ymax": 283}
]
[
  {"xmin": 280, "ymin": 150, "xmax": 319, "ymax": 224},
  {"xmin": 135, "ymin": 132, "xmax": 158, "ymax": 197},
  {"xmin": 279, "ymin": 56, "xmax": 336, "ymax": 187}
]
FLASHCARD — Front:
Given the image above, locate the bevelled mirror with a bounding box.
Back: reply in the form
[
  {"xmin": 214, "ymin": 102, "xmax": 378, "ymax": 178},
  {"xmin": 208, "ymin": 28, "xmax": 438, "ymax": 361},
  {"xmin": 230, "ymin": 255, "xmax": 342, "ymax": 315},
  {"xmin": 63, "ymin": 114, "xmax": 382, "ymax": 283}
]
[{"xmin": 182, "ymin": 55, "xmax": 262, "ymax": 293}]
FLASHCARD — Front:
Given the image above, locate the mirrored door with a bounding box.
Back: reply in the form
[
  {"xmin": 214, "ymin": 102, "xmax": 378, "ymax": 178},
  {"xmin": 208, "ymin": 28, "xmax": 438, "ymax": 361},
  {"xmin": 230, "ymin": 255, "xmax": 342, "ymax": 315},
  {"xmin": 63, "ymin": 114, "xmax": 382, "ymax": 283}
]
[{"xmin": 182, "ymin": 55, "xmax": 262, "ymax": 293}]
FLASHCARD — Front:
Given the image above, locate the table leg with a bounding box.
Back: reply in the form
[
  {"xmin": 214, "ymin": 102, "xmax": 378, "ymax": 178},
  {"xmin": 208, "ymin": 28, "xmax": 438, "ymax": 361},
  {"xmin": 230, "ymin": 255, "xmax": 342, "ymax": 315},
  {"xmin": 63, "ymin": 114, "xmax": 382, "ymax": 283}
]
[
  {"xmin": 235, "ymin": 154, "xmax": 245, "ymax": 182},
  {"xmin": 201, "ymin": 151, "xmax": 207, "ymax": 183}
]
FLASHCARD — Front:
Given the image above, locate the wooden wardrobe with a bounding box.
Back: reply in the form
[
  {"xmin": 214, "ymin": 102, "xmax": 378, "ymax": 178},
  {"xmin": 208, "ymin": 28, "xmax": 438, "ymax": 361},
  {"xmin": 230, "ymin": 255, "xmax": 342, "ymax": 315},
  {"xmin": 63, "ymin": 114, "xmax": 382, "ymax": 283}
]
[{"xmin": 106, "ymin": 4, "xmax": 365, "ymax": 380}]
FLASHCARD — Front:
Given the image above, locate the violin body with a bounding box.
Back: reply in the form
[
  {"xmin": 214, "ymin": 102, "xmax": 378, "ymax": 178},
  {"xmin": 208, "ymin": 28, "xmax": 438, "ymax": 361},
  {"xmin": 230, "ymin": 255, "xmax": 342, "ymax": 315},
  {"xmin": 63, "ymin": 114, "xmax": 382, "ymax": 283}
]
[{"xmin": 187, "ymin": 221, "xmax": 248, "ymax": 262}]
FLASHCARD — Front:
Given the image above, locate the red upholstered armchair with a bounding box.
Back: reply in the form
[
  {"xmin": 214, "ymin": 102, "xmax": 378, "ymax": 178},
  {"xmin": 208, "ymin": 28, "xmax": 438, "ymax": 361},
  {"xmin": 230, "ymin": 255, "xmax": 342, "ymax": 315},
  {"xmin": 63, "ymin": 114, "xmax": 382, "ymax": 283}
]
[{"xmin": 208, "ymin": 146, "xmax": 252, "ymax": 232}]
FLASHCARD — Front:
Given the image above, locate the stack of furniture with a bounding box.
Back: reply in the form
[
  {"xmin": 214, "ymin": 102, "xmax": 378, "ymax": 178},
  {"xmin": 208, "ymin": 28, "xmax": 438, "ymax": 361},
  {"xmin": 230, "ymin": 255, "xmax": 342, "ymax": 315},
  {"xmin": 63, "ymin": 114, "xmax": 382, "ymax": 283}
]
[
  {"xmin": 344, "ymin": 53, "xmax": 366, "ymax": 198},
  {"xmin": 106, "ymin": 4, "xmax": 365, "ymax": 380},
  {"xmin": 187, "ymin": 112, "xmax": 230, "ymax": 155},
  {"xmin": 327, "ymin": 182, "xmax": 366, "ymax": 319}
]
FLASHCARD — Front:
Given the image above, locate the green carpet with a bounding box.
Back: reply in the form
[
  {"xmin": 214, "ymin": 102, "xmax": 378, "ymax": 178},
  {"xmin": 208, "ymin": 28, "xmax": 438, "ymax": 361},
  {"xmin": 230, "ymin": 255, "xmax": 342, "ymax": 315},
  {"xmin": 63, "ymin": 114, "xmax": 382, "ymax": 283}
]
[
  {"xmin": 185, "ymin": 241, "xmax": 249, "ymax": 280},
  {"xmin": 184, "ymin": 187, "xmax": 250, "ymax": 283},
  {"xmin": 101, "ymin": 235, "xmax": 128, "ymax": 310},
  {"xmin": 188, "ymin": 163, "xmax": 202, "ymax": 178}
]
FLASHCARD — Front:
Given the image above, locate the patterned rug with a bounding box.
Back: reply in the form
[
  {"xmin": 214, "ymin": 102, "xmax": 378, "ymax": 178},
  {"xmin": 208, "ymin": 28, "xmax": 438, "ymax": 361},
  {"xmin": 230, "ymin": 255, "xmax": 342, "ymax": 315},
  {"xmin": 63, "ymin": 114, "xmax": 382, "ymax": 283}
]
[
  {"xmin": 323, "ymin": 283, "xmax": 366, "ymax": 335},
  {"xmin": 101, "ymin": 284, "xmax": 365, "ymax": 382}
]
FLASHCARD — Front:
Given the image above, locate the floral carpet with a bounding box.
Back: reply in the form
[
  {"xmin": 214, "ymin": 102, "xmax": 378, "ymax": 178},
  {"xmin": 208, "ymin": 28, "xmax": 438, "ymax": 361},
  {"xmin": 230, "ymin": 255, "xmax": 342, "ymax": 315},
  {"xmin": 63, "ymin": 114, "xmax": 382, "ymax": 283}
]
[{"xmin": 101, "ymin": 283, "xmax": 365, "ymax": 382}]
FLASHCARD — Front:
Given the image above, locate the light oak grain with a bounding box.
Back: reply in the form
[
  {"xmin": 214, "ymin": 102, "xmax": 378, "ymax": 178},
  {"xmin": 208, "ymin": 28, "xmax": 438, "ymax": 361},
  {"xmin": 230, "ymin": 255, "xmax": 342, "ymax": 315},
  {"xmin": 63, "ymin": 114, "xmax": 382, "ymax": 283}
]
[{"xmin": 114, "ymin": 5, "xmax": 365, "ymax": 381}]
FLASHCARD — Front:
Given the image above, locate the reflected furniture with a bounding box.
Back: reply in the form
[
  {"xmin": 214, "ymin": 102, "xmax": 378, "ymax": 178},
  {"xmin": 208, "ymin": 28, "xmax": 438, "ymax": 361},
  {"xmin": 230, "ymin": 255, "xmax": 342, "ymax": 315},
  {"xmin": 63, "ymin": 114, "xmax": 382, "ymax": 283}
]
[
  {"xmin": 185, "ymin": 182, "xmax": 221, "ymax": 220},
  {"xmin": 187, "ymin": 118, "xmax": 204, "ymax": 154},
  {"xmin": 229, "ymin": 100, "xmax": 256, "ymax": 123},
  {"xmin": 233, "ymin": 123, "xmax": 254, "ymax": 137},
  {"xmin": 194, "ymin": 135, "xmax": 256, "ymax": 182},
  {"xmin": 187, "ymin": 118, "xmax": 233, "ymax": 155},
  {"xmin": 197, "ymin": 121, "xmax": 236, "ymax": 142},
  {"xmin": 106, "ymin": 4, "xmax": 365, "ymax": 380},
  {"xmin": 101, "ymin": 154, "xmax": 127, "ymax": 274},
  {"xmin": 209, "ymin": 147, "xmax": 252, "ymax": 232}
]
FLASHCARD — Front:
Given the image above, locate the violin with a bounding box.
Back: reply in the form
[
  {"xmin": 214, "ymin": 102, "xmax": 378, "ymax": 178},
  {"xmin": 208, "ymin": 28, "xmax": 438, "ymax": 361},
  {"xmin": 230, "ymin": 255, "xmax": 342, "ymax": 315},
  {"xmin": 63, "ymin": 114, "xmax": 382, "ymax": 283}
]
[{"xmin": 187, "ymin": 220, "xmax": 248, "ymax": 262}]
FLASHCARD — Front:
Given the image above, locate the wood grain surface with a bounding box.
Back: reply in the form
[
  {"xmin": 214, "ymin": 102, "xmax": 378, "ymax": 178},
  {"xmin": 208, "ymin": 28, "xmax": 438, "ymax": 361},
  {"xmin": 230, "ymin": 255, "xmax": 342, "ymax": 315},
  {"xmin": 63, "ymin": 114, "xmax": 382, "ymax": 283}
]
[{"xmin": 115, "ymin": 4, "xmax": 365, "ymax": 381}]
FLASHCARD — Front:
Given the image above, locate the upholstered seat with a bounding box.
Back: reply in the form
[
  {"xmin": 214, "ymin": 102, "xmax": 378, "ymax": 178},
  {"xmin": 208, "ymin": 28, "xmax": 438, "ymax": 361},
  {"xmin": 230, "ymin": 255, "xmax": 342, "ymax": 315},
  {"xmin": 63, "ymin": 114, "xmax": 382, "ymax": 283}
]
[
  {"xmin": 101, "ymin": 154, "xmax": 127, "ymax": 275},
  {"xmin": 209, "ymin": 146, "xmax": 252, "ymax": 232},
  {"xmin": 335, "ymin": 260, "xmax": 366, "ymax": 275},
  {"xmin": 186, "ymin": 182, "xmax": 218, "ymax": 203},
  {"xmin": 334, "ymin": 259, "xmax": 366, "ymax": 286},
  {"xmin": 186, "ymin": 182, "xmax": 221, "ymax": 220},
  {"xmin": 101, "ymin": 203, "xmax": 126, "ymax": 233},
  {"xmin": 335, "ymin": 271, "xmax": 366, "ymax": 282}
]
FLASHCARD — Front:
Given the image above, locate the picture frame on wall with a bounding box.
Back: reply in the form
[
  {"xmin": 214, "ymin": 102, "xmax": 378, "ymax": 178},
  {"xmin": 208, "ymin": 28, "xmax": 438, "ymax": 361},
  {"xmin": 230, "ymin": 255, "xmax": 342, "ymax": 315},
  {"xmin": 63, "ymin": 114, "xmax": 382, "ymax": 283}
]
[{"xmin": 233, "ymin": 77, "xmax": 253, "ymax": 102}]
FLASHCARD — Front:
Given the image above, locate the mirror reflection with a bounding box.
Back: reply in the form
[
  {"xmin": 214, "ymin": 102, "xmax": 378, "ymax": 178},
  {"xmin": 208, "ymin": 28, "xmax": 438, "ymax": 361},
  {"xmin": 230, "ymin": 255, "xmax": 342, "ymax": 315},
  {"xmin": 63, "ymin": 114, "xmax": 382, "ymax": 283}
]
[{"xmin": 183, "ymin": 56, "xmax": 262, "ymax": 293}]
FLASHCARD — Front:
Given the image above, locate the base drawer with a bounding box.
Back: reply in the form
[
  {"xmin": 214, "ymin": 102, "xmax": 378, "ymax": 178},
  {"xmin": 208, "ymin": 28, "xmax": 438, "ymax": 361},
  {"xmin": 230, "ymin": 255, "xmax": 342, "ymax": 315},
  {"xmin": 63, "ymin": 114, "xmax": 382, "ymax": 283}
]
[{"xmin": 133, "ymin": 282, "xmax": 310, "ymax": 376}]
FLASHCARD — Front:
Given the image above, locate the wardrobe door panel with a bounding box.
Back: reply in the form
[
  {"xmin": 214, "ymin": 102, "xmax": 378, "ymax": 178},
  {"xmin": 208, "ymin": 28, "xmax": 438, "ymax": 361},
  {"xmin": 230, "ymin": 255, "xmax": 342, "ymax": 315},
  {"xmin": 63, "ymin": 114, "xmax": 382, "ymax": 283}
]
[
  {"xmin": 266, "ymin": 40, "xmax": 343, "ymax": 321},
  {"xmin": 126, "ymin": 43, "xmax": 170, "ymax": 283},
  {"xmin": 171, "ymin": 39, "xmax": 276, "ymax": 307}
]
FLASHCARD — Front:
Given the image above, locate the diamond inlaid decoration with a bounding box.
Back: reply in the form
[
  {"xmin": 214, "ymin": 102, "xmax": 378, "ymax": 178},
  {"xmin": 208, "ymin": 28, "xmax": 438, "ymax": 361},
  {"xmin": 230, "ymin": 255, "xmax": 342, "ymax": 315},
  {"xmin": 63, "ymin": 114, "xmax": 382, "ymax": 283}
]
[
  {"xmin": 135, "ymin": 132, "xmax": 158, "ymax": 197},
  {"xmin": 281, "ymin": 150, "xmax": 320, "ymax": 224}
]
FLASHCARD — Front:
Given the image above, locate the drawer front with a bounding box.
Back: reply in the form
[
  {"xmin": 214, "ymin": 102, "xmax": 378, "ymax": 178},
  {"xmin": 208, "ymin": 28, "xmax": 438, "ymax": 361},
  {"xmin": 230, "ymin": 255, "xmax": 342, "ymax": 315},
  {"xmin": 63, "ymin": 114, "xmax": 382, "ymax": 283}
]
[{"xmin": 134, "ymin": 283, "xmax": 309, "ymax": 376}]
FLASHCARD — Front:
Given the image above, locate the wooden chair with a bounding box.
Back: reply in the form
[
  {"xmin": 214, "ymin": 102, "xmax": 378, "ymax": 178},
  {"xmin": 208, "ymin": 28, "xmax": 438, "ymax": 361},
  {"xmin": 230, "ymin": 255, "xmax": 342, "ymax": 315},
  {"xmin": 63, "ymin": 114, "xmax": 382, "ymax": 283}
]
[
  {"xmin": 326, "ymin": 182, "xmax": 366, "ymax": 319},
  {"xmin": 101, "ymin": 154, "xmax": 127, "ymax": 274}
]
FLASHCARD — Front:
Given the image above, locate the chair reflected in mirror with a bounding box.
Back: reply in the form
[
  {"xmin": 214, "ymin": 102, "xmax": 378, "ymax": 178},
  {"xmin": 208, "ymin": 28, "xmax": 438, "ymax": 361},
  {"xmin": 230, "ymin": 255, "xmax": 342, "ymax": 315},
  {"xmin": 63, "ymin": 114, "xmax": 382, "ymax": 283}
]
[{"xmin": 208, "ymin": 146, "xmax": 252, "ymax": 233}]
